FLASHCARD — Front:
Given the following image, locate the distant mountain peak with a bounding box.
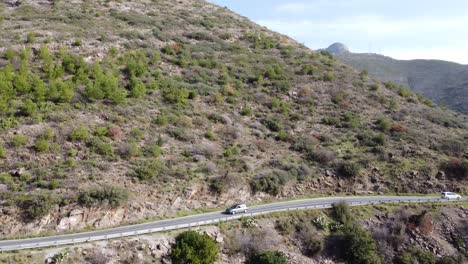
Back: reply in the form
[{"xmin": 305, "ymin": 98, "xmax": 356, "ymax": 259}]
[{"xmin": 326, "ymin": 42, "xmax": 350, "ymax": 55}]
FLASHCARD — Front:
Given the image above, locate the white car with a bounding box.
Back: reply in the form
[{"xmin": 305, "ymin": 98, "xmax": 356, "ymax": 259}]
[
  {"xmin": 225, "ymin": 204, "xmax": 248, "ymax": 214},
  {"xmin": 441, "ymin": 192, "xmax": 462, "ymax": 200}
]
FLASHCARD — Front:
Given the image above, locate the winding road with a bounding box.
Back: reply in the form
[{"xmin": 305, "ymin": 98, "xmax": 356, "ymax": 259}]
[{"xmin": 0, "ymin": 195, "xmax": 465, "ymax": 252}]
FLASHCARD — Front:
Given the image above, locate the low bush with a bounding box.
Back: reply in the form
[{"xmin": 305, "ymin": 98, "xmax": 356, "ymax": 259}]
[
  {"xmin": 0, "ymin": 145, "xmax": 6, "ymax": 159},
  {"xmin": 337, "ymin": 162, "xmax": 361, "ymax": 178},
  {"xmin": 331, "ymin": 202, "xmax": 353, "ymax": 225},
  {"xmin": 322, "ymin": 72, "xmax": 335, "ymax": 82},
  {"xmin": 17, "ymin": 193, "xmax": 56, "ymax": 221},
  {"xmin": 306, "ymin": 148, "xmax": 336, "ymax": 165},
  {"xmin": 251, "ymin": 170, "xmax": 287, "ymax": 195},
  {"xmin": 357, "ymin": 131, "xmax": 385, "ymax": 147},
  {"xmin": 376, "ymin": 117, "xmax": 391, "ymax": 132},
  {"xmin": 440, "ymin": 159, "xmax": 467, "ymax": 179},
  {"xmin": 322, "ymin": 116, "xmax": 341, "ymax": 127},
  {"xmin": 78, "ymin": 185, "xmax": 128, "ymax": 208},
  {"xmin": 247, "ymin": 250, "xmax": 287, "ymax": 264},
  {"xmin": 370, "ymin": 84, "xmax": 379, "ymax": 91},
  {"xmin": 205, "ymin": 131, "xmax": 217, "ymax": 141},
  {"xmin": 34, "ymin": 137, "xmax": 50, "ymax": 153},
  {"xmin": 89, "ymin": 138, "xmax": 114, "ymax": 157},
  {"xmin": 394, "ymin": 248, "xmax": 437, "ymax": 264},
  {"xmin": 438, "ymin": 139, "xmax": 465, "ymax": 157},
  {"xmin": 340, "ymin": 224, "xmax": 381, "ymax": 264},
  {"xmin": 131, "ymin": 158, "xmax": 165, "ymax": 181},
  {"xmin": 291, "ymin": 135, "xmax": 319, "ymax": 154},
  {"xmin": 398, "ymin": 87, "xmax": 412, "ymax": 98},
  {"xmin": 12, "ymin": 134, "xmax": 27, "ymax": 147},
  {"xmin": 171, "ymin": 231, "xmax": 219, "ymax": 264},
  {"xmin": 144, "ymin": 143, "xmax": 163, "ymax": 158},
  {"xmin": 119, "ymin": 140, "xmax": 141, "ymax": 159},
  {"xmin": 70, "ymin": 126, "xmax": 89, "ymax": 141},
  {"xmin": 303, "ymin": 237, "xmax": 323, "ymax": 257},
  {"xmin": 263, "ymin": 117, "xmax": 283, "ymax": 132}
]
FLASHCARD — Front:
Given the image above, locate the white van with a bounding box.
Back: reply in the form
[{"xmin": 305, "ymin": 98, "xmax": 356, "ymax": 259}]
[{"xmin": 441, "ymin": 192, "xmax": 462, "ymax": 200}]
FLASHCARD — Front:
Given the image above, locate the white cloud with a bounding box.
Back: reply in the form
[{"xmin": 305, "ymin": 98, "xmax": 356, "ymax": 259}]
[
  {"xmin": 275, "ymin": 0, "xmax": 370, "ymax": 13},
  {"xmin": 258, "ymin": 16, "xmax": 467, "ymax": 37},
  {"xmin": 386, "ymin": 45, "xmax": 468, "ymax": 65}
]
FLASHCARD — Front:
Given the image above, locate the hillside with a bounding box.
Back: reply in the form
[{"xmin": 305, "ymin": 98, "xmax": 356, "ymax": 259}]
[
  {"xmin": 325, "ymin": 43, "xmax": 468, "ymax": 114},
  {"xmin": 0, "ymin": 0, "xmax": 466, "ymax": 239}
]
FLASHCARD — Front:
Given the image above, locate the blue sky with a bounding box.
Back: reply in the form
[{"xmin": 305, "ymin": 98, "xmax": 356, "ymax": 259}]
[{"xmin": 208, "ymin": 0, "xmax": 468, "ymax": 64}]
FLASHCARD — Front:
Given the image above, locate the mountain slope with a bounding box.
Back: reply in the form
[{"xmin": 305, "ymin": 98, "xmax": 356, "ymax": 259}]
[
  {"xmin": 325, "ymin": 43, "xmax": 468, "ymax": 114},
  {"xmin": 0, "ymin": 1, "xmax": 466, "ymax": 236}
]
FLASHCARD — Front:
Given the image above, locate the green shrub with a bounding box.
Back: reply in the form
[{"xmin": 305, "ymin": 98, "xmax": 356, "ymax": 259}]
[
  {"xmin": 70, "ymin": 126, "xmax": 89, "ymax": 141},
  {"xmin": 337, "ymin": 162, "xmax": 361, "ymax": 178},
  {"xmin": 300, "ymin": 64, "xmax": 316, "ymax": 75},
  {"xmin": 440, "ymin": 159, "xmax": 467, "ymax": 179},
  {"xmin": 144, "ymin": 143, "xmax": 163, "ymax": 158},
  {"xmin": 275, "ymin": 219, "xmax": 295, "ymax": 235},
  {"xmin": 130, "ymin": 77, "xmax": 146, "ymax": 98},
  {"xmin": 0, "ymin": 145, "xmax": 6, "ymax": 159},
  {"xmin": 384, "ymin": 82, "xmax": 398, "ymax": 90},
  {"xmin": 343, "ymin": 112, "xmax": 360, "ymax": 128},
  {"xmin": 78, "ymin": 185, "xmax": 128, "ymax": 208},
  {"xmin": 17, "ymin": 193, "xmax": 56, "ymax": 221},
  {"xmin": 370, "ymin": 84, "xmax": 379, "ymax": 91},
  {"xmin": 34, "ymin": 137, "xmax": 50, "ymax": 153},
  {"xmin": 119, "ymin": 140, "xmax": 141, "ymax": 159},
  {"xmin": 306, "ymin": 149, "xmax": 336, "ymax": 165},
  {"xmin": 4, "ymin": 48, "xmax": 16, "ymax": 60},
  {"xmin": 89, "ymin": 138, "xmax": 114, "ymax": 158},
  {"xmin": 398, "ymin": 87, "xmax": 412, "ymax": 98},
  {"xmin": 357, "ymin": 131, "xmax": 385, "ymax": 147},
  {"xmin": 12, "ymin": 134, "xmax": 27, "ymax": 147},
  {"xmin": 360, "ymin": 70, "xmax": 368, "ymax": 78},
  {"xmin": 26, "ymin": 32, "xmax": 36, "ymax": 44},
  {"xmin": 171, "ymin": 231, "xmax": 219, "ymax": 264},
  {"xmin": 251, "ymin": 171, "xmax": 287, "ymax": 195},
  {"xmin": 20, "ymin": 99, "xmax": 37, "ymax": 116},
  {"xmin": 241, "ymin": 105, "xmax": 253, "ymax": 116},
  {"xmin": 263, "ymin": 117, "xmax": 283, "ymax": 132},
  {"xmin": 291, "ymin": 136, "xmax": 318, "ymax": 154},
  {"xmin": 276, "ymin": 130, "xmax": 288, "ymax": 141},
  {"xmin": 340, "ymin": 224, "xmax": 381, "ymax": 264},
  {"xmin": 163, "ymin": 87, "xmax": 189, "ymax": 106},
  {"xmin": 247, "ymin": 251, "xmax": 287, "ymax": 264},
  {"xmin": 303, "ymin": 237, "xmax": 323, "ymax": 257},
  {"xmin": 376, "ymin": 117, "xmax": 391, "ymax": 132},
  {"xmin": 322, "ymin": 116, "xmax": 341, "ymax": 127},
  {"xmin": 331, "ymin": 202, "xmax": 353, "ymax": 225},
  {"xmin": 322, "ymin": 72, "xmax": 335, "ymax": 82},
  {"xmin": 94, "ymin": 127, "xmax": 109, "ymax": 138},
  {"xmin": 205, "ymin": 131, "xmax": 217, "ymax": 141},
  {"xmin": 224, "ymin": 145, "xmax": 240, "ymax": 158},
  {"xmin": 394, "ymin": 248, "xmax": 437, "ymax": 264},
  {"xmin": 132, "ymin": 158, "xmax": 165, "ymax": 181},
  {"xmin": 130, "ymin": 128, "xmax": 144, "ymax": 141}
]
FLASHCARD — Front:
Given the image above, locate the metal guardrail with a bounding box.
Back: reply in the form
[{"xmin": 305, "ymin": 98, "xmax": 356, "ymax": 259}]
[{"xmin": 0, "ymin": 196, "xmax": 463, "ymax": 252}]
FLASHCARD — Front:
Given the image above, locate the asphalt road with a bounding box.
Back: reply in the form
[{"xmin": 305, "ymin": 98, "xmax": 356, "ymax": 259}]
[{"xmin": 0, "ymin": 195, "xmax": 465, "ymax": 252}]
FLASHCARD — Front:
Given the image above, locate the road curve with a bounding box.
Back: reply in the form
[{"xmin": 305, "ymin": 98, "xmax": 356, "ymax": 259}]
[{"xmin": 0, "ymin": 195, "xmax": 465, "ymax": 252}]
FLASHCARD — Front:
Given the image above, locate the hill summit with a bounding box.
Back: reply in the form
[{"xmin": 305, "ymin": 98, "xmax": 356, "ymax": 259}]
[{"xmin": 326, "ymin": 42, "xmax": 350, "ymax": 55}]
